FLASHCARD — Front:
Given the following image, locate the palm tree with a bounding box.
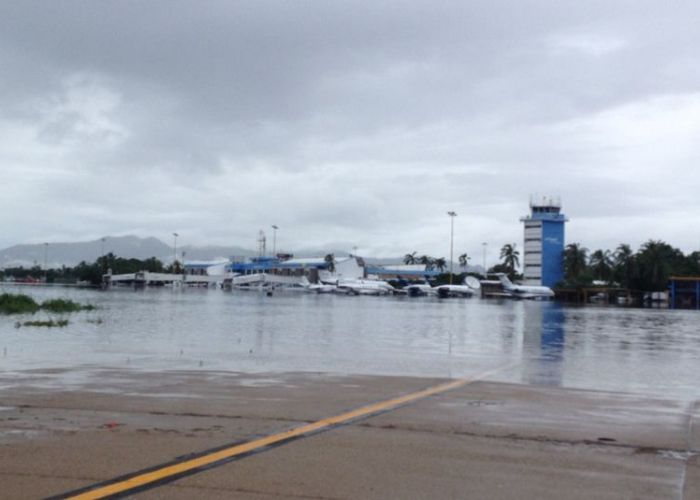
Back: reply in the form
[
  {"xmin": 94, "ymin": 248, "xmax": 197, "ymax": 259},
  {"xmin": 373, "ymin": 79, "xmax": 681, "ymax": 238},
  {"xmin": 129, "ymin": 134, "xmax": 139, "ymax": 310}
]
[
  {"xmin": 418, "ymin": 255, "xmax": 434, "ymax": 270},
  {"xmin": 458, "ymin": 253, "xmax": 469, "ymax": 269},
  {"xmin": 324, "ymin": 253, "xmax": 336, "ymax": 273},
  {"xmin": 563, "ymin": 243, "xmax": 588, "ymax": 281},
  {"xmin": 637, "ymin": 240, "xmax": 670, "ymax": 290},
  {"xmin": 687, "ymin": 250, "xmax": 700, "ymax": 276},
  {"xmin": 613, "ymin": 244, "xmax": 635, "ymax": 287},
  {"xmin": 589, "ymin": 249, "xmax": 613, "ymax": 282},
  {"xmin": 97, "ymin": 252, "xmax": 116, "ymax": 274},
  {"xmin": 499, "ymin": 243, "xmax": 520, "ymax": 273},
  {"xmin": 404, "ymin": 251, "xmax": 417, "ymax": 265},
  {"xmin": 433, "ymin": 257, "xmax": 447, "ymax": 272}
]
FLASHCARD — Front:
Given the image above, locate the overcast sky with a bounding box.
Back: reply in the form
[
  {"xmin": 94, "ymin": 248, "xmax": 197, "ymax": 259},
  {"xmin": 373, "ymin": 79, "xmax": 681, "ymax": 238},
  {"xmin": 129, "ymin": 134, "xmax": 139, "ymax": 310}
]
[{"xmin": 2, "ymin": 1, "xmax": 699, "ymax": 261}]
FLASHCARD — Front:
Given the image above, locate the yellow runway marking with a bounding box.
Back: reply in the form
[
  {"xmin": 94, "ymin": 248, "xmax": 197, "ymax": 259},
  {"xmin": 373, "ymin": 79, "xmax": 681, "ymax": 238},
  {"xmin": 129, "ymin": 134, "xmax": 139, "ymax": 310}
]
[{"xmin": 63, "ymin": 364, "xmax": 514, "ymax": 499}]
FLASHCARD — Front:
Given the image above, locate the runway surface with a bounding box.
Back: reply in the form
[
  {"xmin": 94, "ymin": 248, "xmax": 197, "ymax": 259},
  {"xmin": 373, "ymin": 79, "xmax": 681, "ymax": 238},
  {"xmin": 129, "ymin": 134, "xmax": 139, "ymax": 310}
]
[{"xmin": 0, "ymin": 368, "xmax": 697, "ymax": 499}]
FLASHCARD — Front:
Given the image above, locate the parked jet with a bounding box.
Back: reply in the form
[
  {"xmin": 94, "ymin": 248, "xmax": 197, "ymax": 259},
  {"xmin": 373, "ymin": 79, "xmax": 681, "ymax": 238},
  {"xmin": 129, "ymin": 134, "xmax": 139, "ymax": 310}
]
[
  {"xmin": 300, "ymin": 276, "xmax": 336, "ymax": 293},
  {"xmin": 404, "ymin": 283, "xmax": 435, "ymax": 296},
  {"xmin": 333, "ymin": 278, "xmax": 395, "ymax": 295},
  {"xmin": 434, "ymin": 276, "xmax": 481, "ymax": 298},
  {"xmin": 496, "ymin": 273, "xmax": 554, "ymax": 299}
]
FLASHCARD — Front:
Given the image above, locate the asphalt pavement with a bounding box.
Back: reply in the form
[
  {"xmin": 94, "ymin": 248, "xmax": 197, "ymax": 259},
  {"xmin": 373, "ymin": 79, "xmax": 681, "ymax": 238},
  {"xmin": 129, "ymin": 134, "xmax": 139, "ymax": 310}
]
[{"xmin": 0, "ymin": 369, "xmax": 697, "ymax": 499}]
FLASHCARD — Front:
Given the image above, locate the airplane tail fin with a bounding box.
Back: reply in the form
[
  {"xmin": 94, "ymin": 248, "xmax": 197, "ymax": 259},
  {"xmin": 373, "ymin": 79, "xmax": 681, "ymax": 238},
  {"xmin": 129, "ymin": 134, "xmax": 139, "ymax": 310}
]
[{"xmin": 497, "ymin": 274, "xmax": 513, "ymax": 289}]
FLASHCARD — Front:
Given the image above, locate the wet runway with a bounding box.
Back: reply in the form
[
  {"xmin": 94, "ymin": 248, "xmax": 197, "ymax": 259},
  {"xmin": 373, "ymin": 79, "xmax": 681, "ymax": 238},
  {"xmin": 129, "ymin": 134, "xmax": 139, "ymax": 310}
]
[
  {"xmin": 0, "ymin": 369, "xmax": 697, "ymax": 498},
  {"xmin": 1, "ymin": 286, "xmax": 699, "ymax": 497}
]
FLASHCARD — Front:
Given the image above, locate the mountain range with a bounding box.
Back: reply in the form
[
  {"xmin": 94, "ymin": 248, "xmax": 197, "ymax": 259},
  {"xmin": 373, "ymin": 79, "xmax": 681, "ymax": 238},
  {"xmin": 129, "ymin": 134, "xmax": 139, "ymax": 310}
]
[
  {"xmin": 0, "ymin": 236, "xmax": 383, "ymax": 268},
  {"xmin": 0, "ymin": 236, "xmax": 487, "ymax": 272},
  {"xmin": 0, "ymin": 236, "xmax": 251, "ymax": 268}
]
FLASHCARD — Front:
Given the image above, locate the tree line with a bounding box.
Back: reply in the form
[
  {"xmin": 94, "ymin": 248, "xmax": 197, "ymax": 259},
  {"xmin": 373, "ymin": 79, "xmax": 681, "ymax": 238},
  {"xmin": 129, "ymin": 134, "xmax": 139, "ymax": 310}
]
[
  {"xmin": 403, "ymin": 239, "xmax": 700, "ymax": 291},
  {"xmin": 563, "ymin": 240, "xmax": 700, "ymax": 291},
  {"xmin": 0, "ymin": 253, "xmax": 177, "ymax": 286},
  {"xmin": 403, "ymin": 243, "xmax": 522, "ymax": 279},
  {"xmin": 402, "ymin": 252, "xmax": 450, "ymax": 272}
]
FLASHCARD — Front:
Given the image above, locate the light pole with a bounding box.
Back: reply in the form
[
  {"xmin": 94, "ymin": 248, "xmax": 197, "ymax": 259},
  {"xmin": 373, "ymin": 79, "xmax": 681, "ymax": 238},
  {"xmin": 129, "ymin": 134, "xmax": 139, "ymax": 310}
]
[
  {"xmin": 482, "ymin": 242, "xmax": 487, "ymax": 275},
  {"xmin": 447, "ymin": 211, "xmax": 457, "ymax": 284},
  {"xmin": 43, "ymin": 242, "xmax": 48, "ymax": 282},
  {"xmin": 99, "ymin": 237, "xmax": 106, "ymax": 274},
  {"xmin": 173, "ymin": 233, "xmax": 179, "ymax": 270},
  {"xmin": 271, "ymin": 225, "xmax": 278, "ymax": 257}
]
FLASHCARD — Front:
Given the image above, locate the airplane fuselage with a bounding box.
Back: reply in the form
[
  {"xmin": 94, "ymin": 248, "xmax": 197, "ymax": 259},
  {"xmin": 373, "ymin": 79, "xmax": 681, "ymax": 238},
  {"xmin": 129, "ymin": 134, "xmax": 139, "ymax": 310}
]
[
  {"xmin": 495, "ymin": 274, "xmax": 555, "ymax": 299},
  {"xmin": 506, "ymin": 286, "xmax": 555, "ymax": 299}
]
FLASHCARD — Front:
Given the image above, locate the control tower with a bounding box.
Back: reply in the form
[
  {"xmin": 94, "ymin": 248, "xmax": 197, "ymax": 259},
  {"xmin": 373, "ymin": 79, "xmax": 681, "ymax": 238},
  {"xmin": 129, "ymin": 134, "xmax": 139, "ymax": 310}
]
[{"xmin": 520, "ymin": 196, "xmax": 568, "ymax": 287}]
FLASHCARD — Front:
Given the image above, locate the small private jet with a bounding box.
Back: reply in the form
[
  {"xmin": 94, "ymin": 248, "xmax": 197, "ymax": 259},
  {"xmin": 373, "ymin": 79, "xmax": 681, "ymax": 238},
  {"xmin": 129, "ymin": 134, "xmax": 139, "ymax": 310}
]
[
  {"xmin": 495, "ymin": 273, "xmax": 555, "ymax": 300},
  {"xmin": 404, "ymin": 283, "xmax": 435, "ymax": 296},
  {"xmin": 302, "ymin": 276, "xmax": 395, "ymax": 295},
  {"xmin": 403, "ymin": 276, "xmax": 481, "ymax": 298},
  {"xmin": 434, "ymin": 276, "xmax": 482, "ymax": 298},
  {"xmin": 334, "ymin": 278, "xmax": 395, "ymax": 295},
  {"xmin": 300, "ymin": 277, "xmax": 337, "ymax": 293}
]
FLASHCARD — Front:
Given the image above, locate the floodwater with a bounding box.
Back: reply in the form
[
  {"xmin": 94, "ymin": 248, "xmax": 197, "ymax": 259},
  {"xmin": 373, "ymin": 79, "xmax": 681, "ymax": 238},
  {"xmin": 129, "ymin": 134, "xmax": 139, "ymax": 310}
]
[{"xmin": 1, "ymin": 284, "xmax": 699, "ymax": 401}]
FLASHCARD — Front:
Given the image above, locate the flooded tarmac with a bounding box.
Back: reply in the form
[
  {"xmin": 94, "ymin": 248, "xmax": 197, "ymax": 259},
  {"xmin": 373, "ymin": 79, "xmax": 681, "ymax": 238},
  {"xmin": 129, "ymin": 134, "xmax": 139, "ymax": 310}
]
[{"xmin": 1, "ymin": 285, "xmax": 699, "ymax": 401}]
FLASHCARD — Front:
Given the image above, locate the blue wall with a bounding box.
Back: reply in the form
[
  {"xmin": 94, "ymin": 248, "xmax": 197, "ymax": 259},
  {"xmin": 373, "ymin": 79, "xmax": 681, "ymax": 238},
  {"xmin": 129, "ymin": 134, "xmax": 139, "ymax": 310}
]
[{"xmin": 541, "ymin": 220, "xmax": 565, "ymax": 287}]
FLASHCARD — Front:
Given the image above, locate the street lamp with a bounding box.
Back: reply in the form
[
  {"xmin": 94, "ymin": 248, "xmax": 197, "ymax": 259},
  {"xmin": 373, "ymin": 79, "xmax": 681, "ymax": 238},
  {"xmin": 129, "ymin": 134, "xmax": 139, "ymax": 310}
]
[
  {"xmin": 482, "ymin": 242, "xmax": 488, "ymax": 275},
  {"xmin": 100, "ymin": 237, "xmax": 107, "ymax": 274},
  {"xmin": 271, "ymin": 225, "xmax": 278, "ymax": 257},
  {"xmin": 173, "ymin": 233, "xmax": 179, "ymax": 268},
  {"xmin": 43, "ymin": 242, "xmax": 48, "ymax": 282},
  {"xmin": 447, "ymin": 211, "xmax": 457, "ymax": 284}
]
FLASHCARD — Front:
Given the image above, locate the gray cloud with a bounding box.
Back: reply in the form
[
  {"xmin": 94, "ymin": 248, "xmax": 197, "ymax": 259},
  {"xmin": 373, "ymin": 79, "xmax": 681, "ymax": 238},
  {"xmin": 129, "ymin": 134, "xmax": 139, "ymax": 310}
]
[{"xmin": 1, "ymin": 0, "xmax": 700, "ymax": 260}]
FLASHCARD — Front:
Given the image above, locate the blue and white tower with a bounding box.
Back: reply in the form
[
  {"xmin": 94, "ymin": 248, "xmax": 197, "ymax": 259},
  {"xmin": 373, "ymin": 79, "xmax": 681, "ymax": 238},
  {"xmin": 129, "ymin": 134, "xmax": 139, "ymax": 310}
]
[{"xmin": 520, "ymin": 196, "xmax": 568, "ymax": 287}]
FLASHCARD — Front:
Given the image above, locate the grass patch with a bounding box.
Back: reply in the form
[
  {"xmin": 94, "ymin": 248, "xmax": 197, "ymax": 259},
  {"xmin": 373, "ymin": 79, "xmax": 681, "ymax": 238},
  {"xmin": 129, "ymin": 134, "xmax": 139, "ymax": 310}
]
[
  {"xmin": 0, "ymin": 293, "xmax": 95, "ymax": 315},
  {"xmin": 20, "ymin": 319, "xmax": 69, "ymax": 328},
  {"xmin": 0, "ymin": 293, "xmax": 40, "ymax": 314},
  {"xmin": 41, "ymin": 298, "xmax": 95, "ymax": 313}
]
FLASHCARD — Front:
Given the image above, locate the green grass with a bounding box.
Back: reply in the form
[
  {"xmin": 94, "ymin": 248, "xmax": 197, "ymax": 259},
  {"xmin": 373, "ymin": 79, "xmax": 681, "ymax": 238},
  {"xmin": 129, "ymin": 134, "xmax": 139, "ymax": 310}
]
[
  {"xmin": 0, "ymin": 293, "xmax": 40, "ymax": 314},
  {"xmin": 21, "ymin": 319, "xmax": 69, "ymax": 328},
  {"xmin": 40, "ymin": 298, "xmax": 95, "ymax": 313},
  {"xmin": 0, "ymin": 293, "xmax": 95, "ymax": 315}
]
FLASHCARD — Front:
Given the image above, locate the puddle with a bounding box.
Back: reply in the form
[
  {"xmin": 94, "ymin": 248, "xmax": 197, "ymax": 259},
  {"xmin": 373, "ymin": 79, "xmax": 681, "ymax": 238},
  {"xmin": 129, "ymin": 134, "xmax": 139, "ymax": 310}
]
[{"xmin": 657, "ymin": 450, "xmax": 697, "ymax": 460}]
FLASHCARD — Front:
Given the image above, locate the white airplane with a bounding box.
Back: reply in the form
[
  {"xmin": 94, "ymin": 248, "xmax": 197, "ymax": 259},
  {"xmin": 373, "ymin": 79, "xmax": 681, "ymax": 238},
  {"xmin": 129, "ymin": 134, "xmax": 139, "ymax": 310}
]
[
  {"xmin": 495, "ymin": 273, "xmax": 555, "ymax": 299},
  {"xmin": 434, "ymin": 276, "xmax": 481, "ymax": 298},
  {"xmin": 404, "ymin": 276, "xmax": 480, "ymax": 298},
  {"xmin": 434, "ymin": 285, "xmax": 474, "ymax": 298},
  {"xmin": 404, "ymin": 283, "xmax": 435, "ymax": 296},
  {"xmin": 300, "ymin": 276, "xmax": 336, "ymax": 293},
  {"xmin": 334, "ymin": 278, "xmax": 395, "ymax": 295}
]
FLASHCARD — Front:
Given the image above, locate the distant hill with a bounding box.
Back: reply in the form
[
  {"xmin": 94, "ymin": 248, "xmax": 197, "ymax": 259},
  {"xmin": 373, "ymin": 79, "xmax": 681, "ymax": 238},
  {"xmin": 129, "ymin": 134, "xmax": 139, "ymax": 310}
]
[
  {"xmin": 0, "ymin": 236, "xmax": 258, "ymax": 268},
  {"xmin": 0, "ymin": 236, "xmax": 172, "ymax": 268},
  {"xmin": 0, "ymin": 236, "xmax": 485, "ymax": 273}
]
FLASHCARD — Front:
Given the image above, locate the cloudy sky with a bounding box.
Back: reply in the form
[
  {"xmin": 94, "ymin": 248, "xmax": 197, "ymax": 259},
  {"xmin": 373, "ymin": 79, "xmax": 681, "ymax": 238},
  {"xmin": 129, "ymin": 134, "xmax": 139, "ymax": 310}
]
[{"xmin": 2, "ymin": 1, "xmax": 699, "ymax": 261}]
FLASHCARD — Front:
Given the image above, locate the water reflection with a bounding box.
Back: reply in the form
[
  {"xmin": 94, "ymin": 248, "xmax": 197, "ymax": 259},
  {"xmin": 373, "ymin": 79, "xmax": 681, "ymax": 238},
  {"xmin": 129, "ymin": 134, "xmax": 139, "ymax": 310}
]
[{"xmin": 521, "ymin": 302, "xmax": 565, "ymax": 387}]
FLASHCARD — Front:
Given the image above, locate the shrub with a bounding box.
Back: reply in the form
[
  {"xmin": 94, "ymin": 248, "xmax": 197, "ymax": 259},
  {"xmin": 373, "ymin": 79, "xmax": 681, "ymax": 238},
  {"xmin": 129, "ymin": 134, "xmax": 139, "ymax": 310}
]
[
  {"xmin": 21, "ymin": 319, "xmax": 69, "ymax": 328},
  {"xmin": 41, "ymin": 299, "xmax": 95, "ymax": 313},
  {"xmin": 0, "ymin": 293, "xmax": 40, "ymax": 314}
]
